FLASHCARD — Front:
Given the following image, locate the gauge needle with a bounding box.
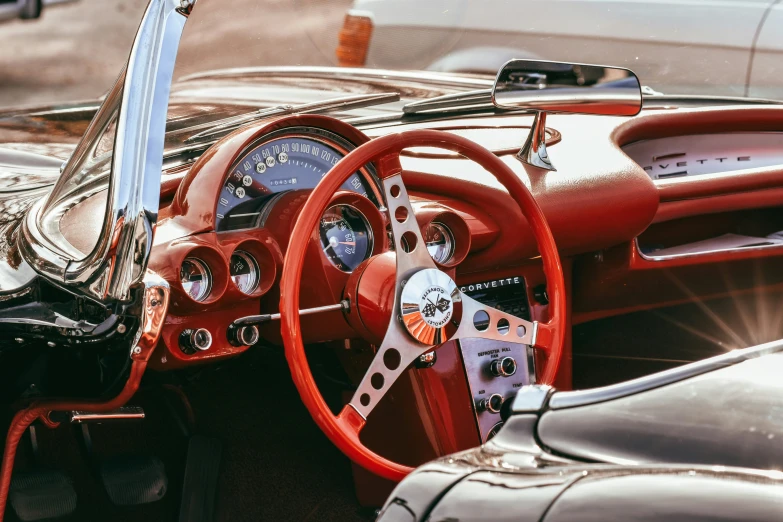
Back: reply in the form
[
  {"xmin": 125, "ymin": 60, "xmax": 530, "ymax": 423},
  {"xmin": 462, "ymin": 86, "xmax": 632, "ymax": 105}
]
[{"xmin": 326, "ymin": 236, "xmax": 355, "ymax": 249}]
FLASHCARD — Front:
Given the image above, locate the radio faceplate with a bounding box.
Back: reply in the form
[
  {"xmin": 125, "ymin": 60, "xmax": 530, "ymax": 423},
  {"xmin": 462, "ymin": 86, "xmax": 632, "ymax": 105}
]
[{"xmin": 459, "ymin": 276, "xmax": 536, "ymax": 442}]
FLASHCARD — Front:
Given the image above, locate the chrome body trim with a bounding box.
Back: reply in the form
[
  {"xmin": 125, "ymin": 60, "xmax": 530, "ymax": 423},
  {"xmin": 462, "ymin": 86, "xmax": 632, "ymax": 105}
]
[
  {"xmin": 634, "ymin": 236, "xmax": 783, "ymax": 262},
  {"xmin": 548, "ymin": 339, "xmax": 783, "ymax": 410},
  {"xmin": 184, "ymin": 92, "xmax": 400, "ymax": 143},
  {"xmin": 509, "ymin": 384, "xmax": 552, "ymax": 413},
  {"xmin": 70, "ymin": 407, "xmax": 146, "ymax": 423},
  {"xmin": 20, "ymin": 0, "xmax": 195, "ymax": 302},
  {"xmin": 130, "ymin": 270, "xmax": 171, "ymax": 361},
  {"xmin": 402, "ymin": 89, "xmax": 494, "ymax": 115},
  {"xmin": 178, "ymin": 66, "xmax": 494, "ymax": 89}
]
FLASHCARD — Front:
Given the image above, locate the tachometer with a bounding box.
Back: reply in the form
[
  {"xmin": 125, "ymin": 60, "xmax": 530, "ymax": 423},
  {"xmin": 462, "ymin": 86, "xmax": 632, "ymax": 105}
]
[
  {"xmin": 216, "ymin": 129, "xmax": 378, "ymax": 231},
  {"xmin": 319, "ymin": 205, "xmax": 372, "ymax": 272}
]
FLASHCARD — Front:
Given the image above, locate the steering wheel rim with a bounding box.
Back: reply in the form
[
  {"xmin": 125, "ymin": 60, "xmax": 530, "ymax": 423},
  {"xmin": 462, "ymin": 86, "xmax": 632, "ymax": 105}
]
[{"xmin": 280, "ymin": 129, "xmax": 566, "ymax": 482}]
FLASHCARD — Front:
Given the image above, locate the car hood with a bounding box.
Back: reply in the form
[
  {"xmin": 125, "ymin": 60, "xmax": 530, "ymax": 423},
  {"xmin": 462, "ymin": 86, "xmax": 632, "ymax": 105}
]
[
  {"xmin": 0, "ymin": 67, "xmax": 490, "ymax": 294},
  {"xmin": 0, "ymin": 66, "xmax": 492, "ymax": 188}
]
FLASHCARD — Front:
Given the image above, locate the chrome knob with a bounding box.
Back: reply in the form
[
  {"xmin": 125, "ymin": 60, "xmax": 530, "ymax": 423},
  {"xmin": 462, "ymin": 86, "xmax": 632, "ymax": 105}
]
[
  {"xmin": 414, "ymin": 350, "xmax": 437, "ymax": 369},
  {"xmin": 476, "ymin": 393, "xmax": 504, "ymax": 414},
  {"xmin": 490, "ymin": 356, "xmax": 517, "ymax": 377},
  {"xmin": 179, "ymin": 328, "xmax": 212, "ymax": 354},
  {"xmin": 227, "ymin": 324, "xmax": 260, "ymax": 347}
]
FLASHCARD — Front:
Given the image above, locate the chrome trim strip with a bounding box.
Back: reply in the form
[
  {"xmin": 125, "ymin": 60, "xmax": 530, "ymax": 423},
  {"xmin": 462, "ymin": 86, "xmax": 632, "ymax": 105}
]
[
  {"xmin": 71, "ymin": 407, "xmax": 145, "ymax": 423},
  {"xmin": 183, "ymin": 92, "xmax": 400, "ymax": 143},
  {"xmin": 634, "ymin": 237, "xmax": 783, "ymax": 262},
  {"xmin": 130, "ymin": 269, "xmax": 171, "ymax": 361},
  {"xmin": 402, "ymin": 89, "xmax": 493, "ymax": 115},
  {"xmin": 178, "ymin": 66, "xmax": 494, "ymax": 89},
  {"xmin": 548, "ymin": 339, "xmax": 783, "ymax": 410},
  {"xmin": 509, "ymin": 384, "xmax": 552, "ymax": 414}
]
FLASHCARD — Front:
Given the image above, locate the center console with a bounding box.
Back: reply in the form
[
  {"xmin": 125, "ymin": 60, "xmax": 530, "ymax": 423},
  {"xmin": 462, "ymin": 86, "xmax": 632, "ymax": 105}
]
[{"xmin": 458, "ymin": 276, "xmax": 536, "ymax": 442}]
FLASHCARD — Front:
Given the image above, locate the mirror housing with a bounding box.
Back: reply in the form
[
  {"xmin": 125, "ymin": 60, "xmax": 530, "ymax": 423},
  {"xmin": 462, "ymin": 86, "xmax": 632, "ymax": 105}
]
[{"xmin": 492, "ymin": 59, "xmax": 642, "ymax": 170}]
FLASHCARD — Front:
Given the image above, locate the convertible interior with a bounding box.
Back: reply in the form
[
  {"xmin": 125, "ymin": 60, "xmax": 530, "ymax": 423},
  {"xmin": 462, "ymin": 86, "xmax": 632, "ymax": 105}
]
[{"xmin": 2, "ymin": 2, "xmax": 783, "ymax": 521}]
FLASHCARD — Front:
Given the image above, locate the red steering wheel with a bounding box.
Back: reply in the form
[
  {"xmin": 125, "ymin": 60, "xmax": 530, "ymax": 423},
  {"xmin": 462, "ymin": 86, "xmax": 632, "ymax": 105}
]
[{"xmin": 280, "ymin": 129, "xmax": 566, "ymax": 481}]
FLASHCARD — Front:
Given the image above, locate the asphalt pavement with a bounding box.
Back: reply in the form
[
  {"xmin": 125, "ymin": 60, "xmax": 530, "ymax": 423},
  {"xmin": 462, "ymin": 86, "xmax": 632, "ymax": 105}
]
[{"xmin": 0, "ymin": 0, "xmax": 351, "ymax": 110}]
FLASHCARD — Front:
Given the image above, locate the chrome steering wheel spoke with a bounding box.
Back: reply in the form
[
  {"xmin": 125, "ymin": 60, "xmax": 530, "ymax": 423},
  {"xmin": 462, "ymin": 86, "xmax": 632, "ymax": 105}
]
[
  {"xmin": 348, "ymin": 333, "xmax": 435, "ymax": 419},
  {"xmin": 452, "ymin": 292, "xmax": 539, "ymax": 347},
  {"xmin": 348, "ymin": 173, "xmax": 438, "ymax": 419},
  {"xmin": 383, "ymin": 173, "xmax": 437, "ymax": 277},
  {"xmin": 347, "ymin": 173, "xmax": 542, "ymax": 420}
]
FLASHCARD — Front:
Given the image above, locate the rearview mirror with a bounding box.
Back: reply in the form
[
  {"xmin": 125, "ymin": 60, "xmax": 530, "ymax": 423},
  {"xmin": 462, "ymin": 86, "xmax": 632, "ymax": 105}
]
[{"xmin": 492, "ymin": 59, "xmax": 642, "ymax": 170}]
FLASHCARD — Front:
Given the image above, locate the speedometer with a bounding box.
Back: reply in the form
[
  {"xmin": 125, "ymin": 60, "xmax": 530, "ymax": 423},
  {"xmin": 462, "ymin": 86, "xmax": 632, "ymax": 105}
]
[
  {"xmin": 216, "ymin": 128, "xmax": 378, "ymax": 231},
  {"xmin": 319, "ymin": 205, "xmax": 373, "ymax": 272}
]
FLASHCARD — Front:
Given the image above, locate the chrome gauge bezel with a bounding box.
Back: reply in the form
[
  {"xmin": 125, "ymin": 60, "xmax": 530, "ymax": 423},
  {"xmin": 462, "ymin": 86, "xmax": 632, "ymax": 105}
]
[
  {"xmin": 229, "ymin": 250, "xmax": 260, "ymax": 295},
  {"xmin": 180, "ymin": 257, "xmax": 212, "ymax": 302},
  {"xmin": 219, "ymin": 126, "xmax": 384, "ymax": 232},
  {"xmin": 319, "ymin": 203, "xmax": 374, "ymax": 273},
  {"xmin": 424, "ymin": 222, "xmax": 456, "ymax": 265}
]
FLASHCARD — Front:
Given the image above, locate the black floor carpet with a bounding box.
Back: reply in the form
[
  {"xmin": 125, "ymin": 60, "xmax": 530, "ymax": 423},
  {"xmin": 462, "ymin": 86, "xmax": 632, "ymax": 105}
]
[{"xmin": 7, "ymin": 346, "xmax": 372, "ymax": 522}]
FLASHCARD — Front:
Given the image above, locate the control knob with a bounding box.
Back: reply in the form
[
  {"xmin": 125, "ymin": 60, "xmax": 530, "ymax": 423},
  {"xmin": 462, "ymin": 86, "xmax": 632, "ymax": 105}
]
[
  {"xmin": 179, "ymin": 328, "xmax": 212, "ymax": 354},
  {"xmin": 476, "ymin": 393, "xmax": 504, "ymax": 414},
  {"xmin": 227, "ymin": 324, "xmax": 260, "ymax": 347},
  {"xmin": 490, "ymin": 356, "xmax": 517, "ymax": 377}
]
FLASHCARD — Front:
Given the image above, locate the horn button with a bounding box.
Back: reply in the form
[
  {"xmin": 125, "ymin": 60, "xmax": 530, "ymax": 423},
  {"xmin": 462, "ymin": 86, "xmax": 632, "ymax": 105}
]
[
  {"xmin": 345, "ymin": 256, "xmax": 462, "ymax": 346},
  {"xmin": 400, "ymin": 269, "xmax": 462, "ymax": 345}
]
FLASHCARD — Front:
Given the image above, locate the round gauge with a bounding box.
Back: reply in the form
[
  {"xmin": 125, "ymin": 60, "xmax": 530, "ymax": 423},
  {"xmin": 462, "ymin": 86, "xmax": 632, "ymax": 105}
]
[
  {"xmin": 424, "ymin": 222, "xmax": 455, "ymax": 264},
  {"xmin": 229, "ymin": 251, "xmax": 260, "ymax": 295},
  {"xmin": 319, "ymin": 204, "xmax": 373, "ymax": 272},
  {"xmin": 180, "ymin": 258, "xmax": 212, "ymax": 302}
]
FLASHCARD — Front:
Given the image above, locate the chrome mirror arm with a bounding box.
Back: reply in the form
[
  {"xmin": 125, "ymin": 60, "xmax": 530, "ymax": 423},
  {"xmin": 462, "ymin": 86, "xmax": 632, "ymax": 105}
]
[{"xmin": 518, "ymin": 111, "xmax": 554, "ymax": 171}]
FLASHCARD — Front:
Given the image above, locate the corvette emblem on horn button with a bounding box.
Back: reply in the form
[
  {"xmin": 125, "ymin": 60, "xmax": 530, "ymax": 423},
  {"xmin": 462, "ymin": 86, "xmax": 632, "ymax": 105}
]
[
  {"xmin": 401, "ymin": 269, "xmax": 462, "ymax": 345},
  {"xmin": 420, "ymin": 287, "xmax": 452, "ymax": 326}
]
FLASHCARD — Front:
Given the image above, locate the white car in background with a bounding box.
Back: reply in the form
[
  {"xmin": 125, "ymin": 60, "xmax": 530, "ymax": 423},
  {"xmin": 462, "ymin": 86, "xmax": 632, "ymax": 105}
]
[
  {"xmin": 337, "ymin": 0, "xmax": 783, "ymax": 99},
  {"xmin": 0, "ymin": 0, "xmax": 76, "ymax": 23}
]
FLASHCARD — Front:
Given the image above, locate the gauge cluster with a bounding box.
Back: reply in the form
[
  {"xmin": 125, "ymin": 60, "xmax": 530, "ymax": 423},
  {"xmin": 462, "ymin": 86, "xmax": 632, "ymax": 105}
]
[{"xmin": 152, "ymin": 115, "xmax": 480, "ymax": 370}]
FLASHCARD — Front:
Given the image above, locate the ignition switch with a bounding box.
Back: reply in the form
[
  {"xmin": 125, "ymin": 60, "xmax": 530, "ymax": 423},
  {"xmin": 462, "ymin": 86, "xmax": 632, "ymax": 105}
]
[{"xmin": 179, "ymin": 328, "xmax": 212, "ymax": 354}]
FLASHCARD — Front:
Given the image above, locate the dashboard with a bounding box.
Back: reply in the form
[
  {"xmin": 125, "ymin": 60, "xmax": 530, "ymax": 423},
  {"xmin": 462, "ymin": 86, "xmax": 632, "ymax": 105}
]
[
  {"xmin": 146, "ymin": 104, "xmax": 783, "ymax": 446},
  {"xmin": 148, "ymin": 114, "xmax": 549, "ymax": 443}
]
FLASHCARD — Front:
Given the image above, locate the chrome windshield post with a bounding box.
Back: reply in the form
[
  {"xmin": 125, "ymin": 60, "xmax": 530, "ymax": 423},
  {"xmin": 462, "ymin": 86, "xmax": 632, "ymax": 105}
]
[{"xmin": 21, "ymin": 0, "xmax": 196, "ymax": 301}]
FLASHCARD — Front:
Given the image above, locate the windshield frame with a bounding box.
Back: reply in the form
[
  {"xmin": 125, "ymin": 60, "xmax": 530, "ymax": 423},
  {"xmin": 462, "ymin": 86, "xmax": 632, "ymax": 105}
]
[{"xmin": 20, "ymin": 0, "xmax": 195, "ymax": 302}]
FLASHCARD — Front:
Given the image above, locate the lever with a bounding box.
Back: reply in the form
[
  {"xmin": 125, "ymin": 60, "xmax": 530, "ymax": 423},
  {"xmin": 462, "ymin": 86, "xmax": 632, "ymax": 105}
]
[{"xmin": 232, "ymin": 300, "xmax": 350, "ymax": 327}]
